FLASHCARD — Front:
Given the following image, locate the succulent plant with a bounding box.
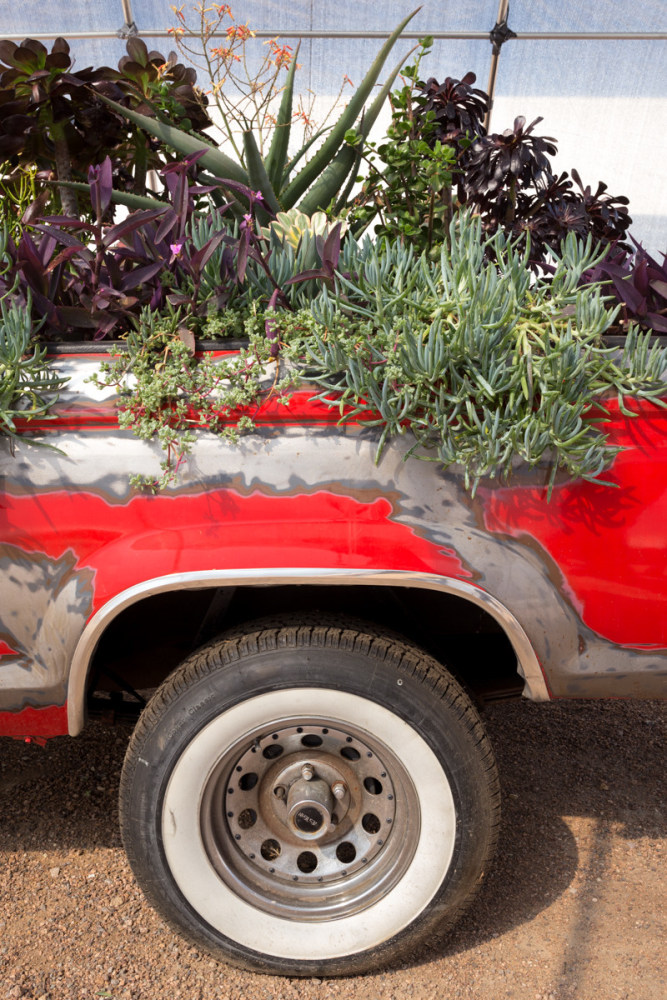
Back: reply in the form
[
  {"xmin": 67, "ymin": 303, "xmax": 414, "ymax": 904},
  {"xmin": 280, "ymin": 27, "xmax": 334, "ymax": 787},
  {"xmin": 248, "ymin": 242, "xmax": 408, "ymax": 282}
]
[
  {"xmin": 0, "ymin": 284, "xmax": 68, "ymax": 438},
  {"xmin": 462, "ymin": 116, "xmax": 557, "ymax": 210},
  {"xmin": 414, "ymin": 71, "xmax": 488, "ymax": 148},
  {"xmin": 0, "ymin": 35, "xmax": 213, "ymax": 212},
  {"xmin": 97, "ymin": 10, "xmax": 419, "ymax": 218},
  {"xmin": 261, "ymin": 210, "xmax": 347, "ymax": 250}
]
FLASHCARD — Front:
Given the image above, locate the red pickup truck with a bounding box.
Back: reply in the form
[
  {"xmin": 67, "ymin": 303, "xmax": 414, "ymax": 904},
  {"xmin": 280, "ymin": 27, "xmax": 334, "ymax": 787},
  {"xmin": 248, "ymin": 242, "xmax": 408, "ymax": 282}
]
[{"xmin": 1, "ymin": 349, "xmax": 665, "ymax": 975}]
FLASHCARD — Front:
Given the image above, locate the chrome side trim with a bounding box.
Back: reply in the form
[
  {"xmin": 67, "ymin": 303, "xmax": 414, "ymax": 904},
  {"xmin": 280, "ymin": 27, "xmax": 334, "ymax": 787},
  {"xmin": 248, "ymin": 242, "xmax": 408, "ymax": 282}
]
[{"xmin": 67, "ymin": 568, "xmax": 549, "ymax": 735}]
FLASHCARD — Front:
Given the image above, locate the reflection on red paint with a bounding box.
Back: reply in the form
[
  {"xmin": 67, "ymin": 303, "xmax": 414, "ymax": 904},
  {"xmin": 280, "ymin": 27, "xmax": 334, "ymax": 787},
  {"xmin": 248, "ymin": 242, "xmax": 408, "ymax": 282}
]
[
  {"xmin": 0, "ymin": 487, "xmax": 470, "ymax": 619},
  {"xmin": 483, "ymin": 401, "xmax": 667, "ymax": 646},
  {"xmin": 0, "ymin": 485, "xmax": 472, "ymax": 738}
]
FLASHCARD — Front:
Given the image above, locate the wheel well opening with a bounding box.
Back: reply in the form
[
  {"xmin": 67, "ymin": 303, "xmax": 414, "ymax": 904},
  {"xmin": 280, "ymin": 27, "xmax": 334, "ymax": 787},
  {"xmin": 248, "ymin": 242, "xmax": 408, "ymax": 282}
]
[{"xmin": 86, "ymin": 583, "xmax": 523, "ymax": 721}]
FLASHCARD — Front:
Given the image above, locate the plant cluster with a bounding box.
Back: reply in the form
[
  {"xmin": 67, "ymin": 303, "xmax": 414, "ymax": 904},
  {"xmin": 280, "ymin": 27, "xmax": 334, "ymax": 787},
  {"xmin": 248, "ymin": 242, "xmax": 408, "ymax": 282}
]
[
  {"xmin": 295, "ymin": 215, "xmax": 667, "ymax": 495},
  {"xmin": 0, "ymin": 272, "xmax": 68, "ymax": 442},
  {"xmin": 100, "ymin": 9, "xmax": 419, "ymax": 224},
  {"xmin": 348, "ymin": 43, "xmax": 632, "ymax": 272},
  {"xmin": 0, "ymin": 35, "xmax": 211, "ymax": 215},
  {"xmin": 0, "ymin": 153, "xmax": 364, "ymax": 345},
  {"xmin": 0, "ymin": 154, "xmax": 208, "ymax": 339},
  {"xmin": 90, "ymin": 308, "xmax": 285, "ymax": 491},
  {"xmin": 345, "ymin": 43, "xmax": 462, "ymax": 253},
  {"xmin": 86, "ymin": 215, "xmax": 667, "ymax": 494},
  {"xmin": 0, "ymin": 12, "xmax": 665, "ymax": 497}
]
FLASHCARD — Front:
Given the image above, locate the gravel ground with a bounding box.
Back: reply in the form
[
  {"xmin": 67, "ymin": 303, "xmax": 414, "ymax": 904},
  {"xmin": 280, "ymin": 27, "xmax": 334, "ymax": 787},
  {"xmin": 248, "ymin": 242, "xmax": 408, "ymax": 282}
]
[{"xmin": 0, "ymin": 697, "xmax": 664, "ymax": 1000}]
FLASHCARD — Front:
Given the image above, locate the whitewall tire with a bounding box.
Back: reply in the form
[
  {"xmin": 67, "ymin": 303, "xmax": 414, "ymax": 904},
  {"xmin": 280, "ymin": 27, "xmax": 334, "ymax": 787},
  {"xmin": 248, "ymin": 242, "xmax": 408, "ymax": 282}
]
[{"xmin": 120, "ymin": 618, "xmax": 500, "ymax": 976}]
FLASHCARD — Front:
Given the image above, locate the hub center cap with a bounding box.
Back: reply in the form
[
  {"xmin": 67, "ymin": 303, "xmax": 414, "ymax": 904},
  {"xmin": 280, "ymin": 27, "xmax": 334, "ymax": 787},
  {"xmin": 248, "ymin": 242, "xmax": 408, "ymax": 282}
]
[
  {"xmin": 220, "ymin": 724, "xmax": 400, "ymax": 893},
  {"xmin": 286, "ymin": 774, "xmax": 334, "ymax": 839}
]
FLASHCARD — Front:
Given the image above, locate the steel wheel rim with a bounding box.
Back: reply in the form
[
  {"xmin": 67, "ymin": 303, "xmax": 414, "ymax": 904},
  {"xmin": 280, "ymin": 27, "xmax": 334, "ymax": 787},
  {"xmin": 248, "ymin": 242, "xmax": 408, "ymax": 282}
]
[{"xmin": 199, "ymin": 716, "xmax": 421, "ymax": 921}]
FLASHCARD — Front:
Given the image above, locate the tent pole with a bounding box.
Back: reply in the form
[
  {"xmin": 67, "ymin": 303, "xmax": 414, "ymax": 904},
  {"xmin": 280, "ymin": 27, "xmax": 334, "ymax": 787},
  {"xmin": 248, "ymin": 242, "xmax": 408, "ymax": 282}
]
[
  {"xmin": 485, "ymin": 0, "xmax": 515, "ymax": 132},
  {"xmin": 118, "ymin": 0, "xmax": 138, "ymax": 38}
]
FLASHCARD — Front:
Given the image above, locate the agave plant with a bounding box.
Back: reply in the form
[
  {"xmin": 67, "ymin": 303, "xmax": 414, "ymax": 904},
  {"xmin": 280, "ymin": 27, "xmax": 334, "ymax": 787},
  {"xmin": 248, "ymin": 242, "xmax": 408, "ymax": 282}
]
[{"xmin": 97, "ymin": 9, "xmax": 419, "ymax": 217}]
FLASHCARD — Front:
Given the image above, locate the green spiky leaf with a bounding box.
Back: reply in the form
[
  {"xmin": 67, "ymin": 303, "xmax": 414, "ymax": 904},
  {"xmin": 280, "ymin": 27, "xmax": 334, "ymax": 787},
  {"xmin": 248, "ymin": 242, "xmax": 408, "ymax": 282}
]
[
  {"xmin": 243, "ymin": 131, "xmax": 282, "ymax": 215},
  {"xmin": 97, "ymin": 95, "xmax": 249, "ymax": 186},
  {"xmin": 264, "ymin": 42, "xmax": 300, "ymax": 191},
  {"xmin": 298, "ymin": 47, "xmax": 416, "ymax": 215},
  {"xmin": 281, "ymin": 8, "xmax": 420, "ymax": 209}
]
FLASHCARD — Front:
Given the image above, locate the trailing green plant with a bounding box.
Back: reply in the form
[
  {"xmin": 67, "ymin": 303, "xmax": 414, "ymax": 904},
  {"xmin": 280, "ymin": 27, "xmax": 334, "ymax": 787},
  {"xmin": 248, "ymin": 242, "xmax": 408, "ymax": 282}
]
[
  {"xmin": 292, "ymin": 214, "xmax": 667, "ymax": 495},
  {"xmin": 89, "ymin": 306, "xmax": 298, "ymax": 491},
  {"xmin": 0, "ymin": 280, "xmax": 68, "ymax": 442}
]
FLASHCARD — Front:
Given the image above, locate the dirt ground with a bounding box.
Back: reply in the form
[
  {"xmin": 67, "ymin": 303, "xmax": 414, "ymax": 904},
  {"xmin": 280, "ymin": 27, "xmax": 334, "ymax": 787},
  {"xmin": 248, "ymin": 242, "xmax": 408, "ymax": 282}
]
[{"xmin": 0, "ymin": 697, "xmax": 664, "ymax": 1000}]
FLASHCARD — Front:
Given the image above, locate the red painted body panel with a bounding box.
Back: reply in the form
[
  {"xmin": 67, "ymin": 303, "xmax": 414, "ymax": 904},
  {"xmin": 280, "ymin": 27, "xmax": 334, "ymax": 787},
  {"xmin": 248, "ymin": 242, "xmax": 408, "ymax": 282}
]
[
  {"xmin": 0, "ymin": 485, "xmax": 471, "ymax": 737},
  {"xmin": 13, "ymin": 389, "xmax": 359, "ymax": 433},
  {"xmin": 0, "ymin": 704, "xmax": 68, "ymax": 738},
  {"xmin": 1, "ymin": 488, "xmax": 471, "ymax": 617},
  {"xmin": 2, "ymin": 359, "xmax": 667, "ymax": 738},
  {"xmin": 483, "ymin": 400, "xmax": 667, "ymax": 646}
]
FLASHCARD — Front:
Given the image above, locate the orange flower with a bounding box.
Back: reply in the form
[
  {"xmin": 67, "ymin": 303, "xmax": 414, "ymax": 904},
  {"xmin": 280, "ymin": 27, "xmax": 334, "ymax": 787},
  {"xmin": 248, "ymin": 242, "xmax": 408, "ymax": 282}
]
[
  {"xmin": 293, "ymin": 109, "xmax": 312, "ymax": 128},
  {"xmin": 226, "ymin": 23, "xmax": 255, "ymax": 40},
  {"xmin": 266, "ymin": 39, "xmax": 293, "ymax": 68}
]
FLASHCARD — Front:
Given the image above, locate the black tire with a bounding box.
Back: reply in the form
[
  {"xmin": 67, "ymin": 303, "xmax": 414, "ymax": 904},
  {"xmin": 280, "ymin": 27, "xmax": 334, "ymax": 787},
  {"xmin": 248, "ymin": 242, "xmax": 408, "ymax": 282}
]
[{"xmin": 119, "ymin": 618, "xmax": 500, "ymax": 976}]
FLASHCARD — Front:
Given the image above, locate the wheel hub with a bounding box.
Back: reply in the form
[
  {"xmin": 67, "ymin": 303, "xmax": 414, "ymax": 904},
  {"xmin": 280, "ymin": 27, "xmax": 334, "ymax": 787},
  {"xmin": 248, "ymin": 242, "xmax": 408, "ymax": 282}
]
[
  {"xmin": 219, "ymin": 724, "xmax": 398, "ymax": 887},
  {"xmin": 199, "ymin": 716, "xmax": 419, "ymax": 920},
  {"xmin": 285, "ymin": 765, "xmax": 337, "ymax": 839}
]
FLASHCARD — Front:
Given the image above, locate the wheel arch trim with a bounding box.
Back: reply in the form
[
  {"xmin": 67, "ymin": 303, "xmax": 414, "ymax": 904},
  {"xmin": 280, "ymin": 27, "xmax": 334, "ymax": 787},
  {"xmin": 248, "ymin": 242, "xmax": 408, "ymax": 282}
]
[{"xmin": 67, "ymin": 567, "xmax": 549, "ymax": 735}]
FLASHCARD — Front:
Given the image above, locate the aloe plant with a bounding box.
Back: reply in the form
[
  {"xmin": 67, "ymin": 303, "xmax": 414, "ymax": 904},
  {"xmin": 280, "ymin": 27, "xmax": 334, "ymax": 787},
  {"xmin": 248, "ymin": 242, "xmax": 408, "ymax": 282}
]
[{"xmin": 98, "ymin": 9, "xmax": 419, "ymax": 215}]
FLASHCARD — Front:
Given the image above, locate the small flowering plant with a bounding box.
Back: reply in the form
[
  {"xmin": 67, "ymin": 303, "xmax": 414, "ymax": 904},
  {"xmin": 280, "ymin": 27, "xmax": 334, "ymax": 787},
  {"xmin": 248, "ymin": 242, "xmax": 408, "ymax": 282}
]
[{"xmin": 168, "ymin": 3, "xmax": 301, "ymax": 161}]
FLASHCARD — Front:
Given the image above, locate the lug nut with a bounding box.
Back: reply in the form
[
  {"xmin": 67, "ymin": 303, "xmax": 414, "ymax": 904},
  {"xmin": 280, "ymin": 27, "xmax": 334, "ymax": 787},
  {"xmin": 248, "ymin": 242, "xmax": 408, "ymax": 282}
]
[
  {"xmin": 301, "ymin": 763, "xmax": 314, "ymax": 781},
  {"xmin": 331, "ymin": 781, "xmax": 347, "ymax": 800},
  {"xmin": 273, "ymin": 785, "xmax": 286, "ymax": 799}
]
